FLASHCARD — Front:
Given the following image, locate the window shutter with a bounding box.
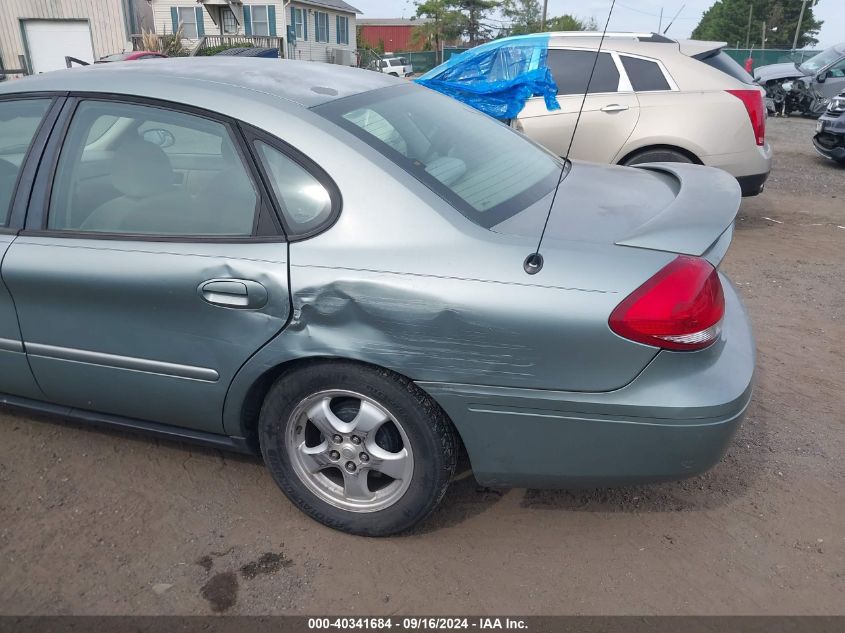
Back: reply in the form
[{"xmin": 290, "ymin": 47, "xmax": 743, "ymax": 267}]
[
  {"xmin": 243, "ymin": 5, "xmax": 252, "ymax": 35},
  {"xmin": 170, "ymin": 7, "xmax": 178, "ymax": 34},
  {"xmin": 304, "ymin": 10, "xmax": 308, "ymax": 40},
  {"xmin": 290, "ymin": 6, "xmax": 295, "ymax": 40},
  {"xmin": 315, "ymin": 13, "xmax": 319, "ymax": 42},
  {"xmin": 268, "ymin": 5, "xmax": 276, "ymax": 36},
  {"xmin": 195, "ymin": 7, "xmax": 205, "ymax": 37},
  {"xmin": 336, "ymin": 15, "xmax": 340, "ymax": 44}
]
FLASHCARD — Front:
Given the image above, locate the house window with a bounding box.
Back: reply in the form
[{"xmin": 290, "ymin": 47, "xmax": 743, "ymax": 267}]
[
  {"xmin": 222, "ymin": 8, "xmax": 238, "ymax": 35},
  {"xmin": 251, "ymin": 5, "xmax": 270, "ymax": 36},
  {"xmin": 315, "ymin": 11, "xmax": 329, "ymax": 43},
  {"xmin": 336, "ymin": 15, "xmax": 349, "ymax": 45},
  {"xmin": 293, "ymin": 7, "xmax": 307, "ymax": 40},
  {"xmin": 177, "ymin": 6, "xmax": 198, "ymax": 39}
]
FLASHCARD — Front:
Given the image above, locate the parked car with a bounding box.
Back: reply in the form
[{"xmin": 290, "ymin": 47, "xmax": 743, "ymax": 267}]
[
  {"xmin": 0, "ymin": 59, "xmax": 754, "ymax": 536},
  {"xmin": 813, "ymin": 90, "xmax": 845, "ymax": 164},
  {"xmin": 97, "ymin": 52, "xmax": 168, "ymax": 63},
  {"xmin": 420, "ymin": 32, "xmax": 772, "ymax": 197},
  {"xmin": 368, "ymin": 56, "xmax": 413, "ymax": 77},
  {"xmin": 754, "ymin": 42, "xmax": 845, "ymax": 117}
]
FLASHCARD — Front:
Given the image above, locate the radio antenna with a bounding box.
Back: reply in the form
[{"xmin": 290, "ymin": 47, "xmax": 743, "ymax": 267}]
[{"xmin": 523, "ymin": 0, "xmax": 618, "ymax": 275}]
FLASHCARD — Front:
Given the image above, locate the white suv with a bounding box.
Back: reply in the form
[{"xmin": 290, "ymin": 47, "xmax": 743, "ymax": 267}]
[{"xmin": 513, "ymin": 33, "xmax": 772, "ymax": 196}]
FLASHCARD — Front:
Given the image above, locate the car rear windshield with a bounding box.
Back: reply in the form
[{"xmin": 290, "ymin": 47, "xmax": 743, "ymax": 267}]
[
  {"xmin": 313, "ymin": 83, "xmax": 561, "ymax": 227},
  {"xmin": 697, "ymin": 50, "xmax": 755, "ymax": 84}
]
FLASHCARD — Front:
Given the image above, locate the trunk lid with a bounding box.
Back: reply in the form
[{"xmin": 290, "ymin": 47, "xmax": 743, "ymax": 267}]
[{"xmin": 492, "ymin": 161, "xmax": 741, "ymax": 265}]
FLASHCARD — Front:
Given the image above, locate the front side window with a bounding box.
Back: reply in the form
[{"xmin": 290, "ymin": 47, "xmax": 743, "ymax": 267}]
[
  {"xmin": 315, "ymin": 12, "xmax": 329, "ymax": 43},
  {"xmin": 620, "ymin": 56, "xmax": 671, "ymax": 91},
  {"xmin": 547, "ymin": 50, "xmax": 620, "ymax": 95},
  {"xmin": 827, "ymin": 58, "xmax": 845, "ymax": 79},
  {"xmin": 251, "ymin": 5, "xmax": 270, "ymax": 36},
  {"xmin": 0, "ymin": 99, "xmax": 51, "ymax": 225},
  {"xmin": 314, "ymin": 84, "xmax": 561, "ymax": 228},
  {"xmin": 256, "ymin": 142, "xmax": 333, "ymax": 235},
  {"xmin": 48, "ymin": 101, "xmax": 259, "ymax": 237},
  {"xmin": 336, "ymin": 15, "xmax": 349, "ymax": 45},
  {"xmin": 177, "ymin": 7, "xmax": 198, "ymax": 39}
]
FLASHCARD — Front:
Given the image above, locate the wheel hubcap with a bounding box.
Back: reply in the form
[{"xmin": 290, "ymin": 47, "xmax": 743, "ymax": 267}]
[{"xmin": 285, "ymin": 390, "xmax": 414, "ymax": 513}]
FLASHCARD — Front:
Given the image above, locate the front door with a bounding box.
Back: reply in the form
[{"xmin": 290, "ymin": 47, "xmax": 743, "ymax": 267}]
[
  {"xmin": 517, "ymin": 48, "xmax": 640, "ymax": 162},
  {"xmin": 819, "ymin": 57, "xmax": 845, "ymax": 99},
  {"xmin": 2, "ymin": 97, "xmax": 291, "ymax": 433}
]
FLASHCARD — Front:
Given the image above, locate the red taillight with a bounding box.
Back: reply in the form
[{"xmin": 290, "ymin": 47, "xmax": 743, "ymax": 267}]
[
  {"xmin": 609, "ymin": 256, "xmax": 725, "ymax": 351},
  {"xmin": 727, "ymin": 89, "xmax": 766, "ymax": 146}
]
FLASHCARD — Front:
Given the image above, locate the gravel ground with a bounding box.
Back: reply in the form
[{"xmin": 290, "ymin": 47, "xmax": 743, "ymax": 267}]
[{"xmin": 0, "ymin": 116, "xmax": 843, "ymax": 616}]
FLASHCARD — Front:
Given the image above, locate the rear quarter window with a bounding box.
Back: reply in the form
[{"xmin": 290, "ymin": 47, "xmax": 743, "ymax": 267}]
[
  {"xmin": 698, "ymin": 51, "xmax": 755, "ymax": 85},
  {"xmin": 620, "ymin": 56, "xmax": 671, "ymax": 91}
]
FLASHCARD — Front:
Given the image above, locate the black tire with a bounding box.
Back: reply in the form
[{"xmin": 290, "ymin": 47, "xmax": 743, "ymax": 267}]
[
  {"xmin": 258, "ymin": 361, "xmax": 457, "ymax": 536},
  {"xmin": 388, "ymin": 72, "xmax": 399, "ymax": 77},
  {"xmin": 622, "ymin": 148, "xmax": 695, "ymax": 166}
]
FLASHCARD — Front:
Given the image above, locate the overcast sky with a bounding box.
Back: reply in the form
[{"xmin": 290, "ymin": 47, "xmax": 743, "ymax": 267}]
[{"xmin": 352, "ymin": 0, "xmax": 843, "ymax": 49}]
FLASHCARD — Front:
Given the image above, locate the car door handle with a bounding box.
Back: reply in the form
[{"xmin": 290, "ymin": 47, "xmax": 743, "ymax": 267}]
[
  {"xmin": 198, "ymin": 279, "xmax": 268, "ymax": 309},
  {"xmin": 601, "ymin": 104, "xmax": 629, "ymax": 112}
]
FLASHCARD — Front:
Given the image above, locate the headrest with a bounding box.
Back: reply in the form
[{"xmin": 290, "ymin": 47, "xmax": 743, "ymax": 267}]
[{"xmin": 111, "ymin": 137, "xmax": 174, "ymax": 199}]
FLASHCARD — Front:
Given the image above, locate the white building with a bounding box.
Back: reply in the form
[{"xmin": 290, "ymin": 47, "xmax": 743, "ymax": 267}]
[
  {"xmin": 0, "ymin": 0, "xmax": 153, "ymax": 75},
  {"xmin": 151, "ymin": 0, "xmax": 359, "ymax": 63}
]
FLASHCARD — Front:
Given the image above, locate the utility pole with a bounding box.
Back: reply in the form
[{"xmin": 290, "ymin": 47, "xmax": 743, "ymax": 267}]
[
  {"xmin": 761, "ymin": 20, "xmax": 766, "ymax": 51},
  {"xmin": 744, "ymin": 4, "xmax": 753, "ymax": 49},
  {"xmin": 658, "ymin": 7, "xmax": 663, "ymax": 33},
  {"xmin": 541, "ymin": 0, "xmax": 548, "ymax": 31},
  {"xmin": 792, "ymin": 0, "xmax": 809, "ymax": 51}
]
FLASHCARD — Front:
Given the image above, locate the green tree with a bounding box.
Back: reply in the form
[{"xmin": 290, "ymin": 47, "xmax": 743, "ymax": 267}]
[
  {"xmin": 692, "ymin": 0, "xmax": 823, "ymax": 49},
  {"xmin": 415, "ymin": 0, "xmax": 465, "ymax": 62},
  {"xmin": 501, "ymin": 0, "xmax": 542, "ymax": 35},
  {"xmin": 454, "ymin": 0, "xmax": 499, "ymax": 46},
  {"xmin": 544, "ymin": 14, "xmax": 598, "ymax": 31}
]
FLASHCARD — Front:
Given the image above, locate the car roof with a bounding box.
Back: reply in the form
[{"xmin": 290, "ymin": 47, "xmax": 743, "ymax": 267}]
[
  {"xmin": 544, "ymin": 31, "xmax": 725, "ymax": 58},
  {"xmin": 0, "ymin": 57, "xmax": 399, "ymax": 108}
]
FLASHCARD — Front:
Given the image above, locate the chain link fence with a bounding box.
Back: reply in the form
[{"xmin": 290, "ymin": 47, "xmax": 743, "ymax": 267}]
[{"xmin": 723, "ymin": 48, "xmax": 823, "ymax": 69}]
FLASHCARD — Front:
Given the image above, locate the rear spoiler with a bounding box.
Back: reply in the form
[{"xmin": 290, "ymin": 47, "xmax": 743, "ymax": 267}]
[
  {"xmin": 677, "ymin": 39, "xmax": 728, "ymax": 59},
  {"xmin": 616, "ymin": 163, "xmax": 741, "ymax": 263}
]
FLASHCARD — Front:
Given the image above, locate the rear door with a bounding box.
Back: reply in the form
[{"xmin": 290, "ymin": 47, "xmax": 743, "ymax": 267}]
[
  {"xmin": 517, "ymin": 48, "xmax": 639, "ymax": 161},
  {"xmin": 2, "ymin": 96, "xmax": 291, "ymax": 433}
]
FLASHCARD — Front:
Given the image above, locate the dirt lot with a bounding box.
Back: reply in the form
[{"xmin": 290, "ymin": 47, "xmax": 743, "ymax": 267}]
[{"xmin": 1, "ymin": 117, "xmax": 843, "ymax": 616}]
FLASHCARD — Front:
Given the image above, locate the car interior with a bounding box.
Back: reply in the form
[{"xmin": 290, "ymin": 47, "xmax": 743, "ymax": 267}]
[{"xmin": 47, "ymin": 101, "xmax": 260, "ymax": 236}]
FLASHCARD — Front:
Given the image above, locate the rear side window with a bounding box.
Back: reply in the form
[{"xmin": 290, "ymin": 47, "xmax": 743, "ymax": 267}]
[
  {"xmin": 698, "ymin": 51, "xmax": 755, "ymax": 85},
  {"xmin": 620, "ymin": 56, "xmax": 671, "ymax": 91},
  {"xmin": 48, "ymin": 100, "xmax": 259, "ymax": 236},
  {"xmin": 547, "ymin": 50, "xmax": 620, "ymax": 95},
  {"xmin": 0, "ymin": 99, "xmax": 51, "ymax": 225}
]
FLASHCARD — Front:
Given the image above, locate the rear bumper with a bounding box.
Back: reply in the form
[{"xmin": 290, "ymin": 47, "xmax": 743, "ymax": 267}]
[
  {"xmin": 736, "ymin": 171, "xmax": 770, "ymax": 196},
  {"xmin": 418, "ymin": 276, "xmax": 755, "ymax": 488},
  {"xmin": 704, "ymin": 141, "xmax": 772, "ymax": 196}
]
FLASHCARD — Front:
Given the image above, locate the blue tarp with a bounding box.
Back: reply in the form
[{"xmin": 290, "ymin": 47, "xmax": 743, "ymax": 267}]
[{"xmin": 415, "ymin": 34, "xmax": 560, "ymax": 120}]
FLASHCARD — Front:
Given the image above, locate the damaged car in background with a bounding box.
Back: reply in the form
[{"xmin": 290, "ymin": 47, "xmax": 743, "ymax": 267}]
[
  {"xmin": 754, "ymin": 42, "xmax": 845, "ymax": 117},
  {"xmin": 813, "ymin": 90, "xmax": 845, "ymax": 163},
  {"xmin": 0, "ymin": 59, "xmax": 754, "ymax": 536}
]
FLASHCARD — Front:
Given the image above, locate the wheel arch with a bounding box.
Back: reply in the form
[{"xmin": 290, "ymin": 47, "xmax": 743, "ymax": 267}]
[
  {"xmin": 617, "ymin": 143, "xmax": 703, "ymax": 166},
  {"xmin": 229, "ymin": 355, "xmax": 465, "ymax": 456}
]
